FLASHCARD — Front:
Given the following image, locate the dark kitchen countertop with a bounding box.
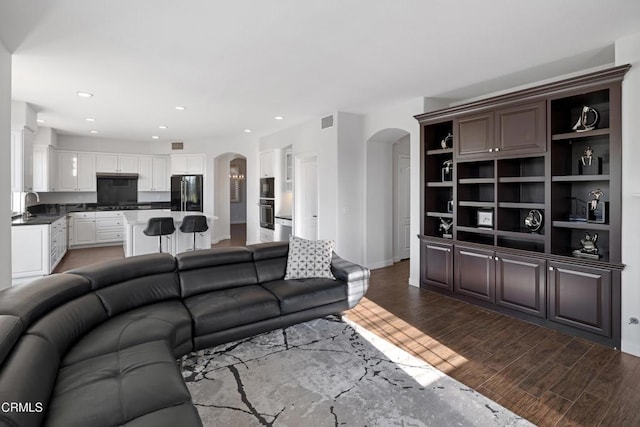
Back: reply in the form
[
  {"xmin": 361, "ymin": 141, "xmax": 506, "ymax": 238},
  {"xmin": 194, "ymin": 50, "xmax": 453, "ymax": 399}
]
[{"xmin": 12, "ymin": 202, "xmax": 171, "ymax": 226}]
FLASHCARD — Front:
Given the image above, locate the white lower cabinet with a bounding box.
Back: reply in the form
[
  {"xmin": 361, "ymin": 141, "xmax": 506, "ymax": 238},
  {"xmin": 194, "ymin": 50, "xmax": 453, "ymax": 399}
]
[
  {"xmin": 95, "ymin": 211, "xmax": 125, "ymax": 243},
  {"xmin": 260, "ymin": 228, "xmax": 274, "ymax": 242},
  {"xmin": 12, "ymin": 217, "xmax": 68, "ymax": 283},
  {"xmin": 69, "ymin": 212, "xmax": 96, "ymax": 246}
]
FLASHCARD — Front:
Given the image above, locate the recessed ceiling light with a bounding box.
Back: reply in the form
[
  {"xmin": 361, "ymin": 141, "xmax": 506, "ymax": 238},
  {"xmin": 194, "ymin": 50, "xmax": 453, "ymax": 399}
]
[
  {"xmin": 89, "ymin": 130, "xmax": 99, "ymax": 134},
  {"xmin": 175, "ymin": 106, "xmax": 185, "ymax": 111},
  {"xmin": 37, "ymin": 119, "xmax": 46, "ymax": 123},
  {"xmin": 244, "ymin": 129, "xmax": 252, "ymax": 133},
  {"xmin": 85, "ymin": 117, "xmax": 96, "ymax": 122},
  {"xmin": 77, "ymin": 91, "xmax": 94, "ymax": 98},
  {"xmin": 152, "ymin": 135, "xmax": 160, "ymax": 140},
  {"xmin": 158, "ymin": 125, "xmax": 168, "ymax": 129},
  {"xmin": 274, "ymin": 116, "xmax": 284, "ymax": 120}
]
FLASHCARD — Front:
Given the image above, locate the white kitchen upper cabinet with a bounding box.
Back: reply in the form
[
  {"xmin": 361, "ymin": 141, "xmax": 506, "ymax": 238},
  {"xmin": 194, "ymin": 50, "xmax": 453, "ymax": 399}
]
[
  {"xmin": 95, "ymin": 154, "xmax": 118, "ymax": 173},
  {"xmin": 57, "ymin": 151, "xmax": 96, "ymax": 191},
  {"xmin": 96, "ymin": 154, "xmax": 137, "ymax": 173},
  {"xmin": 152, "ymin": 156, "xmax": 169, "ymax": 190},
  {"xmin": 77, "ymin": 153, "xmax": 96, "ymax": 191},
  {"xmin": 11, "ymin": 129, "xmax": 34, "ymax": 192},
  {"xmin": 138, "ymin": 156, "xmax": 153, "ymax": 191},
  {"xmin": 171, "ymin": 154, "xmax": 205, "ymax": 175},
  {"xmin": 139, "ymin": 156, "xmax": 169, "ymax": 191},
  {"xmin": 118, "ymin": 155, "xmax": 138, "ymax": 173},
  {"xmin": 33, "ymin": 145, "xmax": 57, "ymax": 192},
  {"xmin": 260, "ymin": 150, "xmax": 275, "ymax": 178}
]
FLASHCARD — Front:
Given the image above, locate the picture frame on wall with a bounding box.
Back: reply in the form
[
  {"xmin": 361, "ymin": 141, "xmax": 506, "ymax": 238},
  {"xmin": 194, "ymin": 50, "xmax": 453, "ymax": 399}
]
[{"xmin": 477, "ymin": 209, "xmax": 494, "ymax": 228}]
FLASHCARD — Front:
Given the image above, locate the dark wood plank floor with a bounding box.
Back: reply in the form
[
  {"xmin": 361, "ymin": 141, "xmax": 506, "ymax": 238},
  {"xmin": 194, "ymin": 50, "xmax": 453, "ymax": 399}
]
[
  {"xmin": 345, "ymin": 260, "xmax": 640, "ymax": 426},
  {"xmin": 51, "ymin": 241, "xmax": 639, "ymax": 426}
]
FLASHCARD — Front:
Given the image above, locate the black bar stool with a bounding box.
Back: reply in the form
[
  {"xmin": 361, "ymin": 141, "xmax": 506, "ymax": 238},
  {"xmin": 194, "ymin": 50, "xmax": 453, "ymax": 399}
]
[
  {"xmin": 179, "ymin": 215, "xmax": 209, "ymax": 251},
  {"xmin": 143, "ymin": 217, "xmax": 175, "ymax": 253}
]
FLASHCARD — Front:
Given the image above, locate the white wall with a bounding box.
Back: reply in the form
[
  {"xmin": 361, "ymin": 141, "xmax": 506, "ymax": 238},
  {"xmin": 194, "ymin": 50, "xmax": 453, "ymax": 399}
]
[
  {"xmin": 362, "ymin": 98, "xmax": 426, "ymax": 286},
  {"xmin": 616, "ymin": 32, "xmax": 640, "ymax": 357},
  {"xmin": 260, "ymin": 114, "xmax": 339, "ymax": 247},
  {"xmin": 366, "ymin": 137, "xmax": 394, "ymax": 269},
  {"xmin": 0, "ymin": 41, "xmax": 11, "ymax": 289},
  {"xmin": 213, "ymin": 153, "xmax": 233, "ymax": 242},
  {"xmin": 336, "ymin": 112, "xmax": 365, "ymax": 264}
]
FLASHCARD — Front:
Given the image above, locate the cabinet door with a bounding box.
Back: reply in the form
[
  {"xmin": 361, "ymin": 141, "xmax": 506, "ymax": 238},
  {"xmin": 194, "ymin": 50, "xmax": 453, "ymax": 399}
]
[
  {"xmin": 456, "ymin": 113, "xmax": 494, "ymax": 159},
  {"xmin": 152, "ymin": 157, "xmax": 169, "ymax": 190},
  {"xmin": 260, "ymin": 151, "xmax": 275, "ymax": 177},
  {"xmin": 57, "ymin": 151, "xmax": 78, "ymax": 191},
  {"xmin": 420, "ymin": 239, "xmax": 453, "ymax": 291},
  {"xmin": 32, "ymin": 145, "xmax": 47, "ymax": 192},
  {"xmin": 77, "ymin": 153, "xmax": 96, "ymax": 191},
  {"xmin": 548, "ymin": 262, "xmax": 611, "ymax": 337},
  {"xmin": 118, "ymin": 155, "xmax": 138, "ymax": 173},
  {"xmin": 454, "ymin": 246, "xmax": 495, "ymax": 302},
  {"xmin": 74, "ymin": 218, "xmax": 96, "ymax": 244},
  {"xmin": 495, "ymin": 101, "xmax": 546, "ymax": 156},
  {"xmin": 171, "ymin": 155, "xmax": 187, "ymax": 175},
  {"xmin": 495, "ymin": 252, "xmax": 545, "ymax": 317},
  {"xmin": 186, "ymin": 155, "xmax": 204, "ymax": 174},
  {"xmin": 11, "ymin": 225, "xmax": 49, "ymax": 277},
  {"xmin": 95, "ymin": 154, "xmax": 118, "ymax": 173},
  {"xmin": 138, "ymin": 156, "xmax": 153, "ymax": 191},
  {"xmin": 11, "ymin": 130, "xmax": 34, "ymax": 192}
]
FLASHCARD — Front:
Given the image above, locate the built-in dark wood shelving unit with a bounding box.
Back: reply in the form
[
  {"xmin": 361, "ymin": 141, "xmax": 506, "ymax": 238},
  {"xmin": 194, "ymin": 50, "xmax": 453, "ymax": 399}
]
[
  {"xmin": 417, "ymin": 64, "xmax": 630, "ymax": 349},
  {"xmin": 551, "ymin": 174, "xmax": 610, "ymax": 182},
  {"xmin": 551, "ymin": 128, "xmax": 610, "ymax": 140}
]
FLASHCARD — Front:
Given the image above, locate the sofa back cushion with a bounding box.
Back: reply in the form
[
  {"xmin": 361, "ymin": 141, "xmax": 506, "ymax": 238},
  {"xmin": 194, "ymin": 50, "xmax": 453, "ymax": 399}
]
[
  {"xmin": 0, "ymin": 274, "xmax": 90, "ymax": 365},
  {"xmin": 67, "ymin": 253, "xmax": 180, "ymax": 316},
  {"xmin": 176, "ymin": 248, "xmax": 258, "ymax": 298},
  {"xmin": 26, "ymin": 293, "xmax": 108, "ymax": 360},
  {"xmin": 249, "ymin": 242, "xmax": 289, "ymax": 283},
  {"xmin": 0, "ymin": 334, "xmax": 60, "ymax": 427}
]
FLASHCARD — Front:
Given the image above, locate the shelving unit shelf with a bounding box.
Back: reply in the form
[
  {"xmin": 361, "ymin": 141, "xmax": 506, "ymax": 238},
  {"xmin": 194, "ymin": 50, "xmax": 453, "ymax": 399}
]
[{"xmin": 418, "ymin": 64, "xmax": 629, "ymax": 349}]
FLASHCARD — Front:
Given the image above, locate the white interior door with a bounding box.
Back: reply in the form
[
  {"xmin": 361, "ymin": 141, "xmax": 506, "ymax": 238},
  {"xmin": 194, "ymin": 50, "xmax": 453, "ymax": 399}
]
[
  {"xmin": 397, "ymin": 155, "xmax": 411, "ymax": 260},
  {"xmin": 298, "ymin": 156, "xmax": 318, "ymax": 240}
]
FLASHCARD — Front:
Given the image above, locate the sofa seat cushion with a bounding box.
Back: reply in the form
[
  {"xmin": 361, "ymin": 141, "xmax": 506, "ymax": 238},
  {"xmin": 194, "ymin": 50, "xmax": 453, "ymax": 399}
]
[
  {"xmin": 62, "ymin": 300, "xmax": 192, "ymax": 366},
  {"xmin": 46, "ymin": 340, "xmax": 192, "ymax": 427},
  {"xmin": 262, "ymin": 279, "xmax": 347, "ymax": 314},
  {"xmin": 184, "ymin": 285, "xmax": 280, "ymax": 336}
]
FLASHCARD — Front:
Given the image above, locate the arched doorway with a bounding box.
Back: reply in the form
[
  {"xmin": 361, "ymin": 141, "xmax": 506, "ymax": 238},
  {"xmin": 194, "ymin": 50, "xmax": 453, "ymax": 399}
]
[
  {"xmin": 365, "ymin": 128, "xmax": 411, "ymax": 269},
  {"xmin": 213, "ymin": 153, "xmax": 247, "ymax": 246}
]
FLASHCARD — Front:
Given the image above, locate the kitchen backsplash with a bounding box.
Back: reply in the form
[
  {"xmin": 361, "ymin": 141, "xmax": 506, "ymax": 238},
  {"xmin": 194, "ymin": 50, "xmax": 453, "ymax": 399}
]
[{"xmin": 37, "ymin": 191, "xmax": 170, "ymax": 204}]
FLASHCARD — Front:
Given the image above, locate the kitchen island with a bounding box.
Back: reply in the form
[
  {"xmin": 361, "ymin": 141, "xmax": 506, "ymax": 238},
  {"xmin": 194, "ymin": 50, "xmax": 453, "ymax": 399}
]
[{"xmin": 122, "ymin": 209, "xmax": 217, "ymax": 257}]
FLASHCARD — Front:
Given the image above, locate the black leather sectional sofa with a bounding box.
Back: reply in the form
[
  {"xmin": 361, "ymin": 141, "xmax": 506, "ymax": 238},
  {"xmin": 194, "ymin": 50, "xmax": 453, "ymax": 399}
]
[{"xmin": 0, "ymin": 242, "xmax": 369, "ymax": 427}]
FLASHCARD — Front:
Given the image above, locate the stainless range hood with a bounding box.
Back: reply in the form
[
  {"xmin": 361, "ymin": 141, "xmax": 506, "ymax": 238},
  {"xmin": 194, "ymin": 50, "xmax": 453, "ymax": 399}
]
[{"xmin": 96, "ymin": 172, "xmax": 139, "ymax": 179}]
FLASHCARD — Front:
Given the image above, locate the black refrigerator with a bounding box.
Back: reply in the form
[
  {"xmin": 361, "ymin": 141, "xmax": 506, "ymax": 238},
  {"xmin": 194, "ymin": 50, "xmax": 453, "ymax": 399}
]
[{"xmin": 171, "ymin": 175, "xmax": 203, "ymax": 211}]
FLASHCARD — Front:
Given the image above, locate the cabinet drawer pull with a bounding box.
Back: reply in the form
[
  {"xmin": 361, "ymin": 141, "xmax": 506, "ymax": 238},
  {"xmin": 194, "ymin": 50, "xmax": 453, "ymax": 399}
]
[
  {"xmin": 549, "ymin": 267, "xmax": 554, "ymax": 271},
  {"xmin": 494, "ymin": 257, "xmax": 499, "ymax": 261},
  {"xmin": 495, "ymin": 148, "xmax": 500, "ymax": 152},
  {"xmin": 489, "ymin": 148, "xmax": 493, "ymax": 152}
]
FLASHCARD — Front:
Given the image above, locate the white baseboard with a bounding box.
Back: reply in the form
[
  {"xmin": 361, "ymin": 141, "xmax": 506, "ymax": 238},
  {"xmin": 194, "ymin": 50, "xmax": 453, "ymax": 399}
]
[{"xmin": 368, "ymin": 259, "xmax": 394, "ymax": 270}]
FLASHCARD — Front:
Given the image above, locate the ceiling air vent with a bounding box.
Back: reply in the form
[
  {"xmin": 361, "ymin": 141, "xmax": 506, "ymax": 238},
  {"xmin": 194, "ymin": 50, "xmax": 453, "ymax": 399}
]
[
  {"xmin": 171, "ymin": 142, "xmax": 184, "ymax": 150},
  {"xmin": 321, "ymin": 115, "xmax": 334, "ymax": 129}
]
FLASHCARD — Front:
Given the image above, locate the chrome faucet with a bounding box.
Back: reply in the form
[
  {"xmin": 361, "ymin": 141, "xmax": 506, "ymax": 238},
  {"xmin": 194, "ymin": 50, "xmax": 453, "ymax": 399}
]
[{"xmin": 23, "ymin": 191, "xmax": 40, "ymax": 219}]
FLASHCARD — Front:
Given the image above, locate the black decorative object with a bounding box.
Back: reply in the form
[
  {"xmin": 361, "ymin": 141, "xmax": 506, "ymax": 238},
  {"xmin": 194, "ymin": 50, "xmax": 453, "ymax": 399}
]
[
  {"xmin": 439, "ymin": 218, "xmax": 453, "ymax": 239},
  {"xmin": 524, "ymin": 209, "xmax": 543, "ymax": 233},
  {"xmin": 578, "ymin": 146, "xmax": 603, "ymax": 175},
  {"xmin": 572, "ymin": 105, "xmax": 599, "ymax": 132},
  {"xmin": 447, "ymin": 200, "xmax": 454, "ymax": 213},
  {"xmin": 573, "ymin": 232, "xmax": 601, "ymax": 259},
  {"xmin": 441, "ymin": 160, "xmax": 453, "ymax": 182}
]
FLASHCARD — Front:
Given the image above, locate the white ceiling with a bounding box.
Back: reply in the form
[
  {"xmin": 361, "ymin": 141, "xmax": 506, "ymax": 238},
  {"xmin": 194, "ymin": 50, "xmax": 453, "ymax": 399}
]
[{"xmin": 2, "ymin": 0, "xmax": 640, "ymax": 143}]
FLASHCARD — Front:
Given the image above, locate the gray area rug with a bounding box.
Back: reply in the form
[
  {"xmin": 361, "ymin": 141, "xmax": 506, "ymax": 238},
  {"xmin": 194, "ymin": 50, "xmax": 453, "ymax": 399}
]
[{"xmin": 181, "ymin": 316, "xmax": 532, "ymax": 426}]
